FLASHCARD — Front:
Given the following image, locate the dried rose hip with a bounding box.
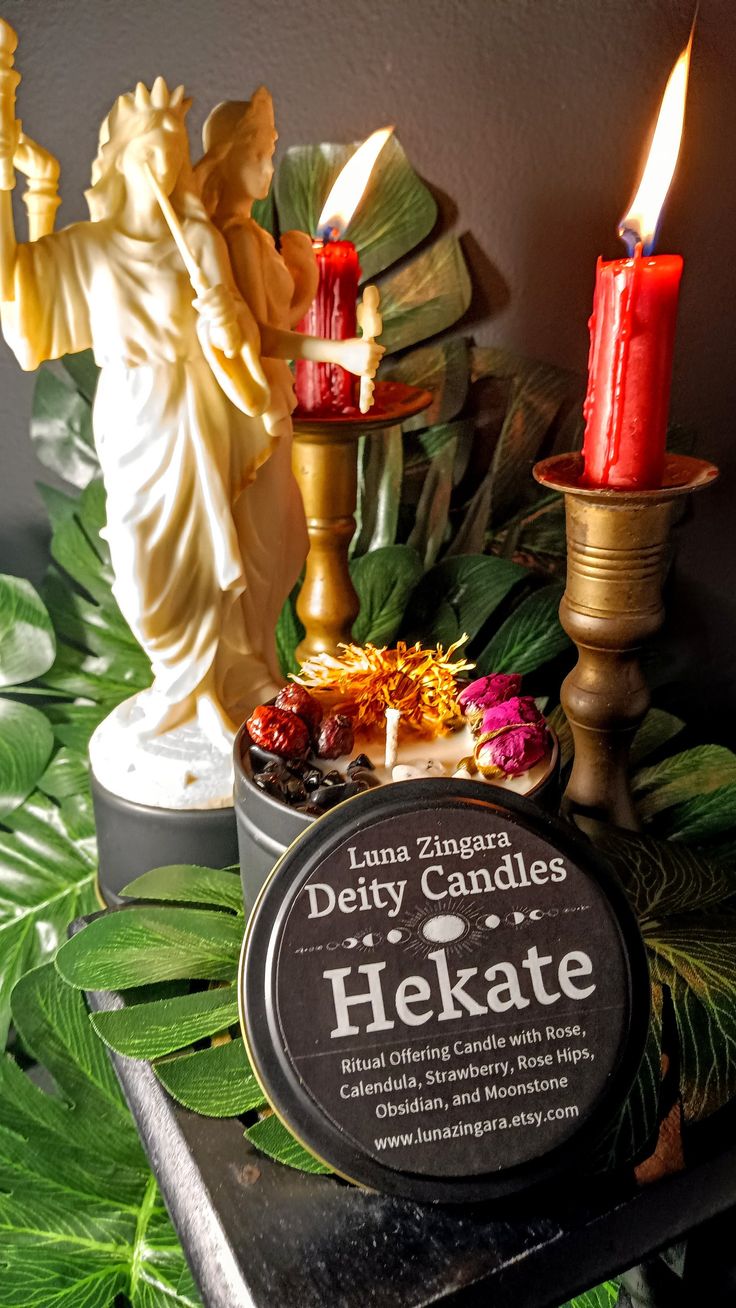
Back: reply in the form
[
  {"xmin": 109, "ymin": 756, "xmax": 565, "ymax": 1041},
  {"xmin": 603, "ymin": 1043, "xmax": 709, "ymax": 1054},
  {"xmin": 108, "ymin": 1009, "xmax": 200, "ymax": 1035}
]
[
  {"xmin": 314, "ymin": 714, "xmax": 354, "ymax": 760},
  {"xmin": 246, "ymin": 705, "xmax": 310, "ymax": 759},
  {"xmin": 275, "ymin": 683, "xmax": 324, "ymax": 734}
]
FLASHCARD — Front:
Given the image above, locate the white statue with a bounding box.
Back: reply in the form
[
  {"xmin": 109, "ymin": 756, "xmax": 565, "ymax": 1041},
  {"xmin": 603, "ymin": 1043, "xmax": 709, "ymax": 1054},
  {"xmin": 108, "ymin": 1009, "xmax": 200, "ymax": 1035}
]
[
  {"xmin": 0, "ymin": 23, "xmax": 381, "ymax": 808},
  {"xmin": 194, "ymin": 88, "xmax": 383, "ymax": 681}
]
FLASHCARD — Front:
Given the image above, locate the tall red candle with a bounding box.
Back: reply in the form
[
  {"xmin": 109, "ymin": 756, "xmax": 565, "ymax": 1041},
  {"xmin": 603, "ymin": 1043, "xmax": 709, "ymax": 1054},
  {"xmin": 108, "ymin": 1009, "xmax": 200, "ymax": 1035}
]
[
  {"xmin": 582, "ymin": 248, "xmax": 682, "ymax": 488},
  {"xmin": 582, "ymin": 32, "xmax": 692, "ymax": 490},
  {"xmin": 295, "ymin": 238, "xmax": 361, "ymax": 415}
]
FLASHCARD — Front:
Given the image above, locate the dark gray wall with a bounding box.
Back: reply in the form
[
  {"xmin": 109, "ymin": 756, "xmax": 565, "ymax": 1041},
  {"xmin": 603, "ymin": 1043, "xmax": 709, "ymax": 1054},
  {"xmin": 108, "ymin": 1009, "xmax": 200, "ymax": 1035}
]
[{"xmin": 1, "ymin": 0, "xmax": 733, "ymax": 720}]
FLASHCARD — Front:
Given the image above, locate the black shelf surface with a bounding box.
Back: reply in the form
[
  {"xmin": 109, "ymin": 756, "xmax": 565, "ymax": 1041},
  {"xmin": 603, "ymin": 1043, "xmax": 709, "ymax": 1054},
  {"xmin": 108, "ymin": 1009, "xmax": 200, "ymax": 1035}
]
[{"xmin": 82, "ymin": 970, "xmax": 736, "ymax": 1308}]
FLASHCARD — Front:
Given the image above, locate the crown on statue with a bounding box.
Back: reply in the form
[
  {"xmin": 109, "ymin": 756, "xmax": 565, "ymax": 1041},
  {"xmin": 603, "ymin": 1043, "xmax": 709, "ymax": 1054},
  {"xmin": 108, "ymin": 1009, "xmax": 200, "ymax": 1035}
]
[{"xmin": 92, "ymin": 76, "xmax": 192, "ymax": 184}]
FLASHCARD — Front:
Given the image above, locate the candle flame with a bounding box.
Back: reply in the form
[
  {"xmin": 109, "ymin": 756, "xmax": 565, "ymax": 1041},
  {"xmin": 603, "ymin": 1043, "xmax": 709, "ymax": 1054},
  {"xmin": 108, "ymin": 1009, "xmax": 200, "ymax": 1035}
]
[
  {"xmin": 619, "ymin": 30, "xmax": 693, "ymax": 254},
  {"xmin": 317, "ymin": 126, "xmax": 394, "ymax": 239}
]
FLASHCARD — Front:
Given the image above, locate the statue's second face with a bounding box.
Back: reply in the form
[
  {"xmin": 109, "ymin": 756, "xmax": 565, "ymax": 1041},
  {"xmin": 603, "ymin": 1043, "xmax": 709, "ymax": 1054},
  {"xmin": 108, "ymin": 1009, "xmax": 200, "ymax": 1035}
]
[
  {"xmin": 120, "ymin": 118, "xmax": 189, "ymax": 199},
  {"xmin": 230, "ymin": 129, "xmax": 276, "ymax": 203}
]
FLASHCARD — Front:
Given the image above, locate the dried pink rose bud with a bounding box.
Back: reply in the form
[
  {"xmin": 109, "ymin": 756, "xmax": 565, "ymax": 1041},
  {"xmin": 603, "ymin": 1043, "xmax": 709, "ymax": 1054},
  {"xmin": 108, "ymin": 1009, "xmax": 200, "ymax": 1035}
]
[
  {"xmin": 476, "ymin": 722, "xmax": 549, "ymax": 777},
  {"xmin": 479, "ymin": 695, "xmax": 543, "ymax": 736},
  {"xmin": 457, "ymin": 673, "xmax": 522, "ymax": 716}
]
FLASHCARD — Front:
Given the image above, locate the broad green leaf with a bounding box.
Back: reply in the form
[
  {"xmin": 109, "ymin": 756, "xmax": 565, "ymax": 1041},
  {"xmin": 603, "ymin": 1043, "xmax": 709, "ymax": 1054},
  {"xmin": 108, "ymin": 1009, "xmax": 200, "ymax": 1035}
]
[
  {"xmin": 56, "ymin": 905, "xmax": 243, "ymax": 990},
  {"xmin": 487, "ymin": 362, "xmax": 573, "ymax": 528},
  {"xmin": 123, "ymin": 864, "xmax": 244, "ymax": 913},
  {"xmin": 275, "ymin": 135, "xmax": 437, "ymax": 281},
  {"xmin": 590, "ymin": 827, "xmax": 736, "ymax": 925},
  {"xmin": 245, "ymin": 1114, "xmax": 332, "ymax": 1175},
  {"xmin": 558, "ymin": 1284, "xmax": 621, "ymax": 1308},
  {"xmin": 0, "ymin": 701, "xmax": 54, "ymax": 820},
  {"xmin": 475, "ymin": 583, "xmax": 570, "ymax": 675},
  {"xmin": 630, "ymin": 709, "xmax": 685, "ymax": 767},
  {"xmin": 30, "ymin": 362, "xmax": 98, "ymax": 489},
  {"xmin": 38, "ymin": 747, "xmax": 90, "ymax": 803},
  {"xmin": 594, "ymin": 986, "xmax": 662, "ymax": 1173},
  {"xmin": 350, "ymin": 545, "xmax": 424, "ymax": 645},
  {"xmin": 251, "ymin": 187, "xmax": 275, "ymax": 236},
  {"xmin": 406, "ymin": 436, "xmax": 456, "ymax": 567},
  {"xmin": 660, "ymin": 781, "xmax": 736, "ymax": 843},
  {"xmin": 275, "ymin": 584, "xmax": 305, "ymax": 680},
  {"xmin": 60, "ymin": 348, "xmax": 99, "ymax": 403},
  {"xmin": 647, "ymin": 921, "xmax": 736, "ymax": 1118},
  {"xmin": 403, "ymin": 554, "xmax": 527, "ymax": 647},
  {"xmin": 42, "ymin": 567, "xmax": 149, "ymax": 678},
  {"xmin": 38, "ymin": 483, "xmax": 114, "ymax": 605},
  {"xmin": 91, "ymin": 986, "xmax": 240, "ymax": 1060},
  {"xmin": 490, "ymin": 495, "xmax": 567, "ymax": 573},
  {"xmin": 155, "ymin": 1037, "xmax": 264, "ymax": 1116},
  {"xmin": 377, "ymin": 234, "xmax": 471, "ymax": 354},
  {"xmin": 43, "ymin": 702, "xmax": 113, "ymax": 754},
  {"xmin": 382, "ymin": 338, "xmax": 469, "ymax": 431},
  {"xmin": 633, "ymin": 745, "xmax": 736, "ymax": 821},
  {"xmin": 0, "ymin": 965, "xmax": 199, "ymax": 1307},
  {"xmin": 0, "ymin": 792, "xmax": 97, "ymax": 1045},
  {"xmin": 0, "ymin": 575, "xmax": 55, "ymax": 686},
  {"xmin": 352, "ymin": 427, "xmax": 403, "ymax": 557}
]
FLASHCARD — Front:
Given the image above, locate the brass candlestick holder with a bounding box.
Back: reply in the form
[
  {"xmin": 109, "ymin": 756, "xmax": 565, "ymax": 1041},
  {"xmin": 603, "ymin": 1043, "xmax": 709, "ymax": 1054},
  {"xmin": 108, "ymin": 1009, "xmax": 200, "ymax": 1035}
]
[
  {"xmin": 292, "ymin": 380, "xmax": 431, "ymax": 663},
  {"xmin": 533, "ymin": 452, "xmax": 718, "ymax": 830}
]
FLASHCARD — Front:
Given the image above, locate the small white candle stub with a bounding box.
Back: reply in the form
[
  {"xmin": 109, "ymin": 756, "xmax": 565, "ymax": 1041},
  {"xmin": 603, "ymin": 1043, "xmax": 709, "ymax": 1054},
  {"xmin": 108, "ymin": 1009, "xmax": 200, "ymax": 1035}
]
[{"xmin": 384, "ymin": 707, "xmax": 400, "ymax": 770}]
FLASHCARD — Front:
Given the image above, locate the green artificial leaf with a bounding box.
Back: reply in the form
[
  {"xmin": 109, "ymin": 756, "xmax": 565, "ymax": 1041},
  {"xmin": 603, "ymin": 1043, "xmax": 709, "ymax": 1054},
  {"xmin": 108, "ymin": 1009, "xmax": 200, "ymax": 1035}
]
[
  {"xmin": 382, "ymin": 338, "xmax": 470, "ymax": 431},
  {"xmin": 647, "ymin": 921, "xmax": 736, "ymax": 1118},
  {"xmin": 0, "ymin": 964, "xmax": 199, "ymax": 1307},
  {"xmin": 487, "ymin": 362, "xmax": 574, "ymax": 529},
  {"xmin": 91, "ymin": 986, "xmax": 240, "ymax": 1060},
  {"xmin": 123, "ymin": 864, "xmax": 244, "ymax": 913},
  {"xmin": 350, "ymin": 545, "xmax": 424, "ymax": 645},
  {"xmin": 59, "ymin": 349, "xmax": 100, "ymax": 405},
  {"xmin": 629, "ymin": 709, "xmax": 685, "ymax": 766},
  {"xmin": 30, "ymin": 360, "xmax": 98, "ymax": 489},
  {"xmin": 406, "ymin": 439, "xmax": 455, "ymax": 567},
  {"xmin": 251, "ymin": 187, "xmax": 275, "ymax": 236},
  {"xmin": 403, "ymin": 554, "xmax": 527, "ymax": 647},
  {"xmin": 377, "ymin": 234, "xmax": 471, "ymax": 354},
  {"xmin": 0, "ymin": 700, "xmax": 54, "ymax": 820},
  {"xmin": 0, "ymin": 792, "xmax": 97, "ymax": 1046},
  {"xmin": 43, "ymin": 702, "xmax": 113, "ymax": 754},
  {"xmin": 56, "ymin": 906, "xmax": 243, "ymax": 990},
  {"xmin": 557, "ymin": 1284, "xmax": 621, "ymax": 1308},
  {"xmin": 660, "ymin": 782, "xmax": 736, "ymax": 843},
  {"xmin": 275, "ymin": 135, "xmax": 437, "ymax": 280},
  {"xmin": 633, "ymin": 745, "xmax": 736, "ymax": 821},
  {"xmin": 475, "ymin": 583, "xmax": 569, "ymax": 676},
  {"xmin": 590, "ymin": 827, "xmax": 736, "ymax": 926},
  {"xmin": 489, "ymin": 494, "xmax": 567, "ymax": 575},
  {"xmin": 155, "ymin": 1037, "xmax": 264, "ymax": 1117},
  {"xmin": 38, "ymin": 483, "xmax": 113, "ymax": 606},
  {"xmin": 275, "ymin": 584, "xmax": 305, "ymax": 680},
  {"xmin": 0, "ymin": 575, "xmax": 56, "ymax": 687},
  {"xmin": 597, "ymin": 986, "xmax": 663, "ymax": 1172},
  {"xmin": 245, "ymin": 1114, "xmax": 332, "ymax": 1175},
  {"xmin": 38, "ymin": 747, "xmax": 90, "ymax": 804},
  {"xmin": 352, "ymin": 427, "xmax": 404, "ymax": 557}
]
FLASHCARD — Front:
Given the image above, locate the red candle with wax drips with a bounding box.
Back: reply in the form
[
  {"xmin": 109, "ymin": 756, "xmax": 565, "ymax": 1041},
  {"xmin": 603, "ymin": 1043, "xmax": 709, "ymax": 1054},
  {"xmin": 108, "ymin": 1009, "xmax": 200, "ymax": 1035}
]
[
  {"xmin": 583, "ymin": 247, "xmax": 682, "ymax": 488},
  {"xmin": 293, "ymin": 127, "xmax": 393, "ymax": 417},
  {"xmin": 582, "ymin": 32, "xmax": 692, "ymax": 490},
  {"xmin": 295, "ymin": 237, "xmax": 361, "ymax": 414}
]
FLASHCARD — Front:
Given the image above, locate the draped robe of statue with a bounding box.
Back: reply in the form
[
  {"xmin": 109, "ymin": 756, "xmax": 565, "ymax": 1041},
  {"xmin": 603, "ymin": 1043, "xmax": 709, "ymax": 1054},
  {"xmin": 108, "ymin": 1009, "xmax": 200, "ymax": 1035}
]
[
  {"xmin": 217, "ymin": 215, "xmax": 311, "ymax": 698},
  {"xmin": 1, "ymin": 210, "xmax": 285, "ymax": 724}
]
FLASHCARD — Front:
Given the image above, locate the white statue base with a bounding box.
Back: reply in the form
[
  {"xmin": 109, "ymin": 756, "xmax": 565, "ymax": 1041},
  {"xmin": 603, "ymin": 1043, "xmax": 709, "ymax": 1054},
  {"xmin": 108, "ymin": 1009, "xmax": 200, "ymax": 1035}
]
[{"xmin": 89, "ymin": 693, "xmax": 235, "ymax": 811}]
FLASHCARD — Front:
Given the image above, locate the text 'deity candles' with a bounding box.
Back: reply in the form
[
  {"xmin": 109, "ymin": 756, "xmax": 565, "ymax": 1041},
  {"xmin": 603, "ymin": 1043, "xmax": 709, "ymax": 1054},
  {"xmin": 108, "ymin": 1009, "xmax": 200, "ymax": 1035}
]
[
  {"xmin": 295, "ymin": 127, "xmax": 392, "ymax": 416},
  {"xmin": 583, "ymin": 34, "xmax": 692, "ymax": 489}
]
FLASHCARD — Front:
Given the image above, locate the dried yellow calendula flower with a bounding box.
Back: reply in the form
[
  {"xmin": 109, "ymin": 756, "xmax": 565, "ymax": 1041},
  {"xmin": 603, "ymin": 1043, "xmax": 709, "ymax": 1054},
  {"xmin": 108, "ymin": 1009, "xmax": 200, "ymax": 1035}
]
[{"xmin": 294, "ymin": 639, "xmax": 474, "ymax": 736}]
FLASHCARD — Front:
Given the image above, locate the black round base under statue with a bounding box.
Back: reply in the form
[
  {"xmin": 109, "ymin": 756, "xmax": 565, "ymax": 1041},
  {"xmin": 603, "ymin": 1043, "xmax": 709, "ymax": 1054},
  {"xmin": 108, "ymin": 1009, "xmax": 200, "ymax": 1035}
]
[{"xmin": 91, "ymin": 772, "xmax": 239, "ymax": 907}]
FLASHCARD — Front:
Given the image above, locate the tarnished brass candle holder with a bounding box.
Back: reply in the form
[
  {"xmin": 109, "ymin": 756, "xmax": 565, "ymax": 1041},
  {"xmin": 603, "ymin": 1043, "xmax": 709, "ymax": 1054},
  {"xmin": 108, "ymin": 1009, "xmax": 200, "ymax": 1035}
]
[
  {"xmin": 292, "ymin": 380, "xmax": 431, "ymax": 663},
  {"xmin": 534, "ymin": 452, "xmax": 718, "ymax": 830}
]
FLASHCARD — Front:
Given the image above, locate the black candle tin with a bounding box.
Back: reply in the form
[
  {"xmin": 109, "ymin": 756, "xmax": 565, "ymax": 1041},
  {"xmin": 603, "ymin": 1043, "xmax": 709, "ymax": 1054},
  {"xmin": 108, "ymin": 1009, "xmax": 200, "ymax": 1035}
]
[{"xmin": 240, "ymin": 779, "xmax": 649, "ymax": 1203}]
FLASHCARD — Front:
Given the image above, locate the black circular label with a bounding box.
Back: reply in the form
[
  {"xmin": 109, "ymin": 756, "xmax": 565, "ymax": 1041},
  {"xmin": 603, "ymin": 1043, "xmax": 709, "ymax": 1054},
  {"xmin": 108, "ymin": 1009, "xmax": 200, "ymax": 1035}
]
[{"xmin": 264, "ymin": 800, "xmax": 633, "ymax": 1179}]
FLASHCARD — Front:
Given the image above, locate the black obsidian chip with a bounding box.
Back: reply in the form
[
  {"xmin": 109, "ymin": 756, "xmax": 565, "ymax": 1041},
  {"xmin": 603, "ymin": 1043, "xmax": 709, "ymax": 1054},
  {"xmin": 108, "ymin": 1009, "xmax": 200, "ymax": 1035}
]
[{"xmin": 240, "ymin": 779, "xmax": 649, "ymax": 1203}]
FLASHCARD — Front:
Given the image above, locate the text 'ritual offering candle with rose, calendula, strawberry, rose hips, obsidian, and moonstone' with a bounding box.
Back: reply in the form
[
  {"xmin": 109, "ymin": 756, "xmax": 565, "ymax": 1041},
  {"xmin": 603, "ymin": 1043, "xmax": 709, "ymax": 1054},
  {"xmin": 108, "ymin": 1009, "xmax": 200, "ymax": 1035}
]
[
  {"xmin": 295, "ymin": 127, "xmax": 392, "ymax": 416},
  {"xmin": 582, "ymin": 33, "xmax": 692, "ymax": 490}
]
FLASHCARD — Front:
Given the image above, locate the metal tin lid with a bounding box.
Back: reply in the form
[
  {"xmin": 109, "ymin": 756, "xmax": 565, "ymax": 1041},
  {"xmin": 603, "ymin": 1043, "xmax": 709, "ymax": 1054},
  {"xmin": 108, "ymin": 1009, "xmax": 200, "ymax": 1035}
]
[{"xmin": 240, "ymin": 779, "xmax": 650, "ymax": 1203}]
